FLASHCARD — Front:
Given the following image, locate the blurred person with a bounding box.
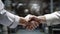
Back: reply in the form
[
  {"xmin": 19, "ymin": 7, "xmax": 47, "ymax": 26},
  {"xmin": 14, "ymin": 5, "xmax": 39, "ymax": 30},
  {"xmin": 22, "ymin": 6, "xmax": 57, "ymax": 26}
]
[{"xmin": 15, "ymin": 5, "xmax": 27, "ymax": 17}]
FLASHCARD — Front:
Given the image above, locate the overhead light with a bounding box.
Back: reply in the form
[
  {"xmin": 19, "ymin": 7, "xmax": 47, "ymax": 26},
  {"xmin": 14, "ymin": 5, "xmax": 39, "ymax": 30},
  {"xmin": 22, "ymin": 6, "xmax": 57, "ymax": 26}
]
[
  {"xmin": 31, "ymin": 4, "xmax": 40, "ymax": 11},
  {"xmin": 24, "ymin": 9, "xmax": 29, "ymax": 13},
  {"xmin": 18, "ymin": 3, "xmax": 23, "ymax": 6}
]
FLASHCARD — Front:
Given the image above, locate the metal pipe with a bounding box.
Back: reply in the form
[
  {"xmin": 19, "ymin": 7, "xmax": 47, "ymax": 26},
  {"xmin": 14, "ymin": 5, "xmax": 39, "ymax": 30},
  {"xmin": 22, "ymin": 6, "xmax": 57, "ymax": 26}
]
[{"xmin": 50, "ymin": 0, "xmax": 53, "ymax": 13}]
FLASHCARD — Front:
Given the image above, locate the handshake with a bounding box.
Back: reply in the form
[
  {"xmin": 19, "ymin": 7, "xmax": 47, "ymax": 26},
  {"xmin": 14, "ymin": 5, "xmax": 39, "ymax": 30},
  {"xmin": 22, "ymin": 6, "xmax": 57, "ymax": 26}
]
[{"xmin": 19, "ymin": 14, "xmax": 46, "ymax": 30}]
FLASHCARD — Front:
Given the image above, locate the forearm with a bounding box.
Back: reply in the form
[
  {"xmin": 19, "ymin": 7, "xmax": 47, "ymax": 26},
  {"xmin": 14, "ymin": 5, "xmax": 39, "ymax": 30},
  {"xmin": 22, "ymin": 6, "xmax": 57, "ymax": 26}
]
[{"xmin": 38, "ymin": 12, "xmax": 60, "ymax": 26}]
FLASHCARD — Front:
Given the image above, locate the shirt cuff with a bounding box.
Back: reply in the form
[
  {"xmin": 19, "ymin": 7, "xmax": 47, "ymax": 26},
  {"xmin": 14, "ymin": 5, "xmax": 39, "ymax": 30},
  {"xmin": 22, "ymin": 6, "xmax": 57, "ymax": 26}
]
[{"xmin": 9, "ymin": 15, "xmax": 20, "ymax": 28}]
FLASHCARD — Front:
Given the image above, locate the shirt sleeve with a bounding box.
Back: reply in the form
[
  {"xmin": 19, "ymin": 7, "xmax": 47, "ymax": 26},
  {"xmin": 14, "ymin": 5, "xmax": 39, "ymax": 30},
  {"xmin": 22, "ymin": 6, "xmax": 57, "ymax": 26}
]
[
  {"xmin": 0, "ymin": 0, "xmax": 4, "ymax": 10},
  {"xmin": 44, "ymin": 11, "xmax": 60, "ymax": 26},
  {"xmin": 6, "ymin": 10, "xmax": 20, "ymax": 28},
  {"xmin": 0, "ymin": 9, "xmax": 20, "ymax": 28},
  {"xmin": 0, "ymin": 0, "xmax": 20, "ymax": 28}
]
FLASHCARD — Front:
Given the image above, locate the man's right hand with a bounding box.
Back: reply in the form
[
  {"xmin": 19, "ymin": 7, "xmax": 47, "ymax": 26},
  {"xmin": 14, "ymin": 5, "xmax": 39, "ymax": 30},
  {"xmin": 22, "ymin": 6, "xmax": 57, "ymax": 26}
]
[{"xmin": 25, "ymin": 14, "xmax": 41, "ymax": 30}]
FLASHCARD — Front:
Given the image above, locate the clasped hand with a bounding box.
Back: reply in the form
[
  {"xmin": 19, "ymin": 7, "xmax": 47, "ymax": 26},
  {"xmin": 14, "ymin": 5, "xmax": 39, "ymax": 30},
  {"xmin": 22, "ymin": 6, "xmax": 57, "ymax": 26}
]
[{"xmin": 19, "ymin": 14, "xmax": 44, "ymax": 30}]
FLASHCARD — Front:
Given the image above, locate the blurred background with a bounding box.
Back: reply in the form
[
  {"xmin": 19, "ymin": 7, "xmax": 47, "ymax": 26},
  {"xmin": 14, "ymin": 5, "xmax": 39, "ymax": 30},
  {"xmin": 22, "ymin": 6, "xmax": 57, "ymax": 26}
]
[{"xmin": 0, "ymin": 0, "xmax": 60, "ymax": 34}]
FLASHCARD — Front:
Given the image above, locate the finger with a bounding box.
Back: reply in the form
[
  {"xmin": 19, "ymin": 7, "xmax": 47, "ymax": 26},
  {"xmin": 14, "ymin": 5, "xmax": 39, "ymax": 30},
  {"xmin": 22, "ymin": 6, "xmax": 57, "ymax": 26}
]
[
  {"xmin": 26, "ymin": 21, "xmax": 38, "ymax": 30},
  {"xmin": 28, "ymin": 25, "xmax": 35, "ymax": 30},
  {"xmin": 26, "ymin": 23, "xmax": 35, "ymax": 30},
  {"xmin": 30, "ymin": 21, "xmax": 37, "ymax": 28},
  {"xmin": 34, "ymin": 21, "xmax": 39, "ymax": 27},
  {"xmin": 31, "ymin": 21, "xmax": 39, "ymax": 28}
]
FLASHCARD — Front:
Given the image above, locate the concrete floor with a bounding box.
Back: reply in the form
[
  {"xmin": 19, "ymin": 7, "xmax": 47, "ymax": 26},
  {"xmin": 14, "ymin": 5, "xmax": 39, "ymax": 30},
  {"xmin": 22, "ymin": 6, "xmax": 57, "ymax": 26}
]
[{"xmin": 10, "ymin": 29, "xmax": 44, "ymax": 34}]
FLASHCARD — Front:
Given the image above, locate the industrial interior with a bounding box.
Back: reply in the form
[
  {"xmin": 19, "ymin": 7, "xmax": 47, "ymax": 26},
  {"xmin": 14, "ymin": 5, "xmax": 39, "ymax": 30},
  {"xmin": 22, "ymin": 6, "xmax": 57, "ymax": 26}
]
[{"xmin": 0, "ymin": 0, "xmax": 60, "ymax": 34}]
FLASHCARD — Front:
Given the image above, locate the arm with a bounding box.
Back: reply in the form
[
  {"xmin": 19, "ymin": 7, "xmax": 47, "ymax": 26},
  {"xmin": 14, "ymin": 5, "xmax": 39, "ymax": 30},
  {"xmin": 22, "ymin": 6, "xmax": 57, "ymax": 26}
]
[
  {"xmin": 38, "ymin": 11, "xmax": 60, "ymax": 26},
  {"xmin": 0, "ymin": 9, "xmax": 27, "ymax": 28},
  {"xmin": 0, "ymin": 0, "xmax": 27, "ymax": 28}
]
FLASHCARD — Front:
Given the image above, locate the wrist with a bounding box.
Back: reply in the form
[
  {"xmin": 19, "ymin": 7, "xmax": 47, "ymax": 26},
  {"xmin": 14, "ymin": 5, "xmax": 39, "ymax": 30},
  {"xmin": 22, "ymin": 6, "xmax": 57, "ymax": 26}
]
[
  {"xmin": 37, "ymin": 16, "xmax": 46, "ymax": 24},
  {"xmin": 19, "ymin": 17, "xmax": 27, "ymax": 26}
]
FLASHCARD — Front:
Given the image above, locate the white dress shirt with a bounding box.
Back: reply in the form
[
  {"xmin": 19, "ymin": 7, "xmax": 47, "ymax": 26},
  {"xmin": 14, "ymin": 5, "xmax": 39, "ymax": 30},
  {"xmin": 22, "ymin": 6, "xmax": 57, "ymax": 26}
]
[
  {"xmin": 0, "ymin": 0, "xmax": 20, "ymax": 28},
  {"xmin": 44, "ymin": 11, "xmax": 60, "ymax": 26}
]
